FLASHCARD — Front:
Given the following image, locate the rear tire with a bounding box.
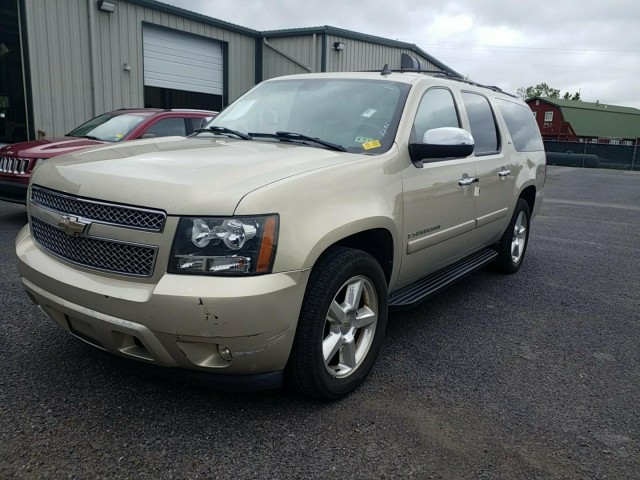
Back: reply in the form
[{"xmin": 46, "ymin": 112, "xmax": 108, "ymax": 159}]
[
  {"xmin": 494, "ymin": 198, "xmax": 530, "ymax": 274},
  {"xmin": 285, "ymin": 247, "xmax": 388, "ymax": 400}
]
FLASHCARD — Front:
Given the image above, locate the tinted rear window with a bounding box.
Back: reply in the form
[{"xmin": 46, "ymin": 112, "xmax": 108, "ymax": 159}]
[
  {"xmin": 461, "ymin": 92, "xmax": 500, "ymax": 155},
  {"xmin": 496, "ymin": 99, "xmax": 544, "ymax": 152}
]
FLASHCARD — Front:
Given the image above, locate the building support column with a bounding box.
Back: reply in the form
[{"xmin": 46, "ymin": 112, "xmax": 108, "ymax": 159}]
[
  {"xmin": 87, "ymin": 0, "xmax": 98, "ymax": 116},
  {"xmin": 17, "ymin": 0, "xmax": 34, "ymax": 140}
]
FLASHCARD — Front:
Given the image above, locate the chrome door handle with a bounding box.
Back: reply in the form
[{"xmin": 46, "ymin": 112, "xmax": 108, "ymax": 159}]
[
  {"xmin": 458, "ymin": 176, "xmax": 478, "ymax": 186},
  {"xmin": 498, "ymin": 169, "xmax": 511, "ymax": 177}
]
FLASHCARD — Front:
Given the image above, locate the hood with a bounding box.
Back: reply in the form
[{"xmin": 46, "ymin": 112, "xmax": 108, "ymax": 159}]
[
  {"xmin": 30, "ymin": 136, "xmax": 358, "ymax": 215},
  {"xmin": 0, "ymin": 137, "xmax": 105, "ymax": 158}
]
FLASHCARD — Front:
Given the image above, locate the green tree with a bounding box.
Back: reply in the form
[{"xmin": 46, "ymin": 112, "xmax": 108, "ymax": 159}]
[
  {"xmin": 563, "ymin": 91, "xmax": 581, "ymax": 101},
  {"xmin": 516, "ymin": 83, "xmax": 580, "ymax": 101}
]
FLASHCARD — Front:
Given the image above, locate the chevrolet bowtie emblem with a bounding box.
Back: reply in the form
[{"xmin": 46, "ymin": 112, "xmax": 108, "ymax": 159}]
[{"xmin": 58, "ymin": 215, "xmax": 91, "ymax": 236}]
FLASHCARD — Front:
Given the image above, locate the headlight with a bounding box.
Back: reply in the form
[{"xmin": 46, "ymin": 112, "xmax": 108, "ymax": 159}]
[{"xmin": 168, "ymin": 215, "xmax": 278, "ymax": 275}]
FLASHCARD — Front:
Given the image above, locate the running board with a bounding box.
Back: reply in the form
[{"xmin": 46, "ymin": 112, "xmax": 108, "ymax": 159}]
[{"xmin": 389, "ymin": 248, "xmax": 498, "ymax": 310}]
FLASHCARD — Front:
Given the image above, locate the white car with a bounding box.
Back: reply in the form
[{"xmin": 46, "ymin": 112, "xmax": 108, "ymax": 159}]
[{"xmin": 16, "ymin": 66, "xmax": 545, "ymax": 400}]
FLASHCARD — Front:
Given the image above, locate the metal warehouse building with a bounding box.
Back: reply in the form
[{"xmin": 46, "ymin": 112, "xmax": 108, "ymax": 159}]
[{"xmin": 0, "ymin": 0, "xmax": 459, "ymax": 143}]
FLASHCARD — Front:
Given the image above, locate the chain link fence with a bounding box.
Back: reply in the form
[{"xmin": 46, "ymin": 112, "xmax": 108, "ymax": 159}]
[{"xmin": 544, "ymin": 141, "xmax": 640, "ymax": 171}]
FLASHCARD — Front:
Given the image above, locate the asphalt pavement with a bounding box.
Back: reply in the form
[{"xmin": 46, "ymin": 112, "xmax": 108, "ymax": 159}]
[{"xmin": 1, "ymin": 166, "xmax": 639, "ymax": 479}]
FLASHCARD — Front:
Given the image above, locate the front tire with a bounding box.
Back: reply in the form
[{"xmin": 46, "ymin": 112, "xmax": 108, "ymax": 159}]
[
  {"xmin": 285, "ymin": 247, "xmax": 388, "ymax": 400},
  {"xmin": 494, "ymin": 198, "xmax": 531, "ymax": 274}
]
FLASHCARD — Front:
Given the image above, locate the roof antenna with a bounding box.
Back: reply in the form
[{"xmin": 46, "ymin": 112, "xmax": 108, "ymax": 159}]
[{"xmin": 380, "ymin": 63, "xmax": 391, "ymax": 76}]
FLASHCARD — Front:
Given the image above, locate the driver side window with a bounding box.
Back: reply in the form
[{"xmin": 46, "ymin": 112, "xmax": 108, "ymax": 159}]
[{"xmin": 412, "ymin": 88, "xmax": 460, "ymax": 142}]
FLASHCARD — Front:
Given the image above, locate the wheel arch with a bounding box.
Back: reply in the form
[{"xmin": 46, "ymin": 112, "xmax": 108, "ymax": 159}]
[
  {"xmin": 304, "ymin": 221, "xmax": 397, "ymax": 286},
  {"xmin": 519, "ymin": 185, "xmax": 536, "ymax": 215},
  {"xmin": 332, "ymin": 228, "xmax": 394, "ymax": 284}
]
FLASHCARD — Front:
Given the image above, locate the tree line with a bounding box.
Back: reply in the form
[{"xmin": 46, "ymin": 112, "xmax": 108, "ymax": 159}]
[{"xmin": 516, "ymin": 83, "xmax": 581, "ymax": 101}]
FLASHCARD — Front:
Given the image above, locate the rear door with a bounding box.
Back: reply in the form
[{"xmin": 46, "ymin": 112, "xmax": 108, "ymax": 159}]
[{"xmin": 459, "ymin": 91, "xmax": 513, "ymax": 250}]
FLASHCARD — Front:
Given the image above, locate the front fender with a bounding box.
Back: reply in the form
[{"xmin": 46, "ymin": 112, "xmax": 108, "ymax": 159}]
[
  {"xmin": 233, "ymin": 149, "xmax": 403, "ymax": 279},
  {"xmin": 301, "ymin": 215, "xmax": 399, "ymax": 273}
]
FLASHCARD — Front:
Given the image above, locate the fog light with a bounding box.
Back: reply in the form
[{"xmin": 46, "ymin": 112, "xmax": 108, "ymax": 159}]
[{"xmin": 218, "ymin": 345, "xmax": 233, "ymax": 361}]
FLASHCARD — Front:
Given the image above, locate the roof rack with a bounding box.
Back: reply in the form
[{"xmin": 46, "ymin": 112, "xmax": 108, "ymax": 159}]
[{"xmin": 365, "ymin": 54, "xmax": 517, "ymax": 98}]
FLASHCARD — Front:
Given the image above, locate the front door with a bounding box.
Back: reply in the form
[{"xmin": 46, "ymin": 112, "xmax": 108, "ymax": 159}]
[{"xmin": 397, "ymin": 87, "xmax": 477, "ymax": 288}]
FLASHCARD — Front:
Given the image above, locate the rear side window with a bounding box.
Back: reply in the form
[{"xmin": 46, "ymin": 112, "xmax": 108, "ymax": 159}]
[
  {"xmin": 496, "ymin": 99, "xmax": 544, "ymax": 152},
  {"xmin": 461, "ymin": 92, "xmax": 500, "ymax": 155}
]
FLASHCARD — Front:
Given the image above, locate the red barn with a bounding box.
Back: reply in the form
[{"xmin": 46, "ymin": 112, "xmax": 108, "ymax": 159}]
[{"xmin": 526, "ymin": 97, "xmax": 640, "ymax": 145}]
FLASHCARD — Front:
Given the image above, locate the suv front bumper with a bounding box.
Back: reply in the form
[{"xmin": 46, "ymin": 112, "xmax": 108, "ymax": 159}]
[{"xmin": 16, "ymin": 225, "xmax": 310, "ymax": 381}]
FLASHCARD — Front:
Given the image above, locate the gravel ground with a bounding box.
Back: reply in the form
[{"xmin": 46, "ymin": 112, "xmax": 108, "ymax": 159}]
[{"xmin": 1, "ymin": 166, "xmax": 639, "ymax": 479}]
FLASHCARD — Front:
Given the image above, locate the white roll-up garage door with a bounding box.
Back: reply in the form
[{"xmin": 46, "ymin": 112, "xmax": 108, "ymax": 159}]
[{"xmin": 143, "ymin": 24, "xmax": 223, "ymax": 95}]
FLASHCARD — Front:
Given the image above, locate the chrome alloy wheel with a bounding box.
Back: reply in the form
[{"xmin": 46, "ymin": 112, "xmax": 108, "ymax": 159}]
[
  {"xmin": 511, "ymin": 211, "xmax": 528, "ymax": 264},
  {"xmin": 322, "ymin": 275, "xmax": 378, "ymax": 378}
]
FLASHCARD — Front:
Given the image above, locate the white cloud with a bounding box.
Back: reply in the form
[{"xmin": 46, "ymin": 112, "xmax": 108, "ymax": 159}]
[
  {"xmin": 430, "ymin": 14, "xmax": 474, "ymax": 36},
  {"xmin": 475, "ymin": 26, "xmax": 526, "ymax": 47}
]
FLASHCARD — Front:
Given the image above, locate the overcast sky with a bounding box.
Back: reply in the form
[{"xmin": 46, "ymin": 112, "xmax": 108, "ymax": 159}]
[{"xmin": 166, "ymin": 0, "xmax": 640, "ymax": 108}]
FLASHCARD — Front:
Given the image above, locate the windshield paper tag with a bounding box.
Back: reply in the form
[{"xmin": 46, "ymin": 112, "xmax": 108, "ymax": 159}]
[
  {"xmin": 361, "ymin": 108, "xmax": 377, "ymax": 118},
  {"xmin": 362, "ymin": 140, "xmax": 381, "ymax": 150}
]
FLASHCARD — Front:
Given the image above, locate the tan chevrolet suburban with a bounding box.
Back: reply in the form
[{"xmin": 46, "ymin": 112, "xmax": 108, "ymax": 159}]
[{"xmin": 15, "ymin": 66, "xmax": 545, "ymax": 400}]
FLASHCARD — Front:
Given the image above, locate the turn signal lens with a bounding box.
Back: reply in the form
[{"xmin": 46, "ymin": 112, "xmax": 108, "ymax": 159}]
[{"xmin": 256, "ymin": 215, "xmax": 277, "ymax": 273}]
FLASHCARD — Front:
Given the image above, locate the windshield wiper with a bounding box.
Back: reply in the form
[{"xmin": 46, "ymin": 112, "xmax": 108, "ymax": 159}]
[
  {"xmin": 249, "ymin": 131, "xmax": 346, "ymax": 152},
  {"xmin": 194, "ymin": 126, "xmax": 252, "ymax": 140},
  {"xmin": 79, "ymin": 135, "xmax": 101, "ymax": 141}
]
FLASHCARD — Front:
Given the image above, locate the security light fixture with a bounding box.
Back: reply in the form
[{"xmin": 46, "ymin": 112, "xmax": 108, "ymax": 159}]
[
  {"xmin": 333, "ymin": 42, "xmax": 345, "ymax": 51},
  {"xmin": 98, "ymin": 0, "xmax": 116, "ymax": 13}
]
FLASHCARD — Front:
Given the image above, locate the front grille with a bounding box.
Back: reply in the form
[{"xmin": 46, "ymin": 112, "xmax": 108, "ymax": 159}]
[
  {"xmin": 31, "ymin": 186, "xmax": 166, "ymax": 232},
  {"xmin": 0, "ymin": 156, "xmax": 31, "ymax": 175},
  {"xmin": 31, "ymin": 217, "xmax": 157, "ymax": 277}
]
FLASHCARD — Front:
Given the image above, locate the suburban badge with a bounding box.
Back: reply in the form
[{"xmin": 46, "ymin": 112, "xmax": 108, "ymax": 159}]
[{"xmin": 408, "ymin": 225, "xmax": 441, "ymax": 239}]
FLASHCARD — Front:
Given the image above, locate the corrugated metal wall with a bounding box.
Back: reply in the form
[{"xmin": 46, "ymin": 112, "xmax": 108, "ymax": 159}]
[
  {"xmin": 261, "ymin": 33, "xmax": 443, "ymax": 81},
  {"xmin": 22, "ymin": 0, "xmax": 449, "ymax": 138},
  {"xmin": 262, "ymin": 35, "xmax": 320, "ymax": 80},
  {"xmin": 24, "ymin": 0, "xmax": 256, "ymax": 137},
  {"xmin": 325, "ymin": 35, "xmax": 439, "ymax": 73},
  {"xmin": 23, "ymin": 0, "xmax": 93, "ymax": 139}
]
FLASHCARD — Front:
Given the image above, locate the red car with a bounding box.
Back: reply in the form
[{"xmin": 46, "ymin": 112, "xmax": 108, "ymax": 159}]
[{"xmin": 0, "ymin": 108, "xmax": 217, "ymax": 204}]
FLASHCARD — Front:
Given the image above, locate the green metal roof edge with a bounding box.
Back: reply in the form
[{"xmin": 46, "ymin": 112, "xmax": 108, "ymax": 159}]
[
  {"xmin": 125, "ymin": 0, "xmax": 260, "ymax": 36},
  {"xmin": 532, "ymin": 97, "xmax": 640, "ymax": 116},
  {"xmin": 562, "ymin": 110, "xmax": 640, "ymax": 138},
  {"xmin": 530, "ymin": 98, "xmax": 640, "ymax": 138},
  {"xmin": 261, "ymin": 25, "xmax": 463, "ymax": 77}
]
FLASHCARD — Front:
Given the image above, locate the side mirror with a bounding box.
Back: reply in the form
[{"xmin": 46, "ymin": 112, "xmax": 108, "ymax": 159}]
[
  {"xmin": 140, "ymin": 133, "xmax": 157, "ymax": 139},
  {"xmin": 408, "ymin": 127, "xmax": 474, "ymax": 168}
]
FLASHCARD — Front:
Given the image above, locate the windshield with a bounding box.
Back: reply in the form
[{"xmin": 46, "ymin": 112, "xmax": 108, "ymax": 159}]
[
  {"xmin": 208, "ymin": 78, "xmax": 410, "ymax": 154},
  {"xmin": 67, "ymin": 113, "xmax": 152, "ymax": 142}
]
